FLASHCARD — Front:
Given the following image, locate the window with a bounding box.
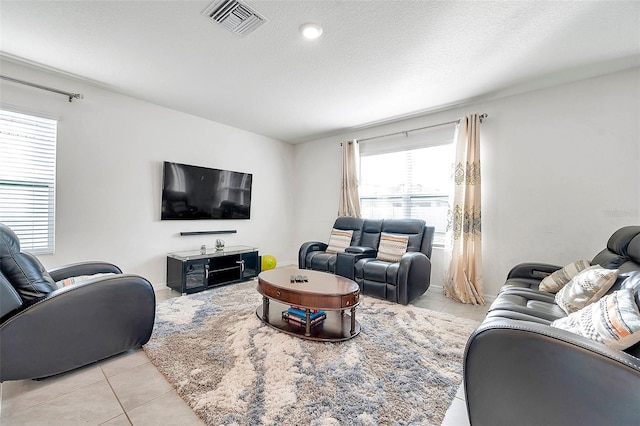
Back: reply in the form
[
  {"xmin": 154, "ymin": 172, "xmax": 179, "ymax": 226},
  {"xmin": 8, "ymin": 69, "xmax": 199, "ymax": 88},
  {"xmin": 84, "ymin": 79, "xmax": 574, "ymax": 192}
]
[
  {"xmin": 359, "ymin": 127, "xmax": 454, "ymax": 246},
  {"xmin": 0, "ymin": 109, "xmax": 57, "ymax": 254}
]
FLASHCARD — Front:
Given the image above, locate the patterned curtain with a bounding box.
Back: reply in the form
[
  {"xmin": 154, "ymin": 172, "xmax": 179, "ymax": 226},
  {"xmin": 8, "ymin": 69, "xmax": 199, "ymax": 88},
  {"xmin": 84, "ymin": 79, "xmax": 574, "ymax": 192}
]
[
  {"xmin": 444, "ymin": 114, "xmax": 485, "ymax": 305},
  {"xmin": 338, "ymin": 140, "xmax": 361, "ymax": 217}
]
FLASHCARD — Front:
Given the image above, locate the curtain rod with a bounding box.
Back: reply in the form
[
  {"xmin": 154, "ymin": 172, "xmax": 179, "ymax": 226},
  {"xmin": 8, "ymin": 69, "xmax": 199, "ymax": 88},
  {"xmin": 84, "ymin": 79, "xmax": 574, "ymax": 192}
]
[
  {"xmin": 356, "ymin": 113, "xmax": 488, "ymax": 143},
  {"xmin": 0, "ymin": 75, "xmax": 84, "ymax": 102}
]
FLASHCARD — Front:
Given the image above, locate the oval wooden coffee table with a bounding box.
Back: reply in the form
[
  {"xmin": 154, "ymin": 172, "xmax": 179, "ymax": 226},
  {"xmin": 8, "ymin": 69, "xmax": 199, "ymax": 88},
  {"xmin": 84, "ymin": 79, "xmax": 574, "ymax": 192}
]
[{"xmin": 256, "ymin": 268, "xmax": 361, "ymax": 342}]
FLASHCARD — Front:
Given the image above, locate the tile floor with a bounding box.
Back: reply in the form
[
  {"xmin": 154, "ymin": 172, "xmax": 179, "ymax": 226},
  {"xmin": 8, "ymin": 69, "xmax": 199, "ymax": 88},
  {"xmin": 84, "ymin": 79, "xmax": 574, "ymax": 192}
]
[{"xmin": 0, "ymin": 281, "xmax": 489, "ymax": 426}]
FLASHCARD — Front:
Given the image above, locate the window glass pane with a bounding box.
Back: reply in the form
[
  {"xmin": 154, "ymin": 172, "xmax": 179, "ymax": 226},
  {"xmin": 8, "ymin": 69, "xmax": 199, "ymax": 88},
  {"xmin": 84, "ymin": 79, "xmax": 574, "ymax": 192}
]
[
  {"xmin": 360, "ymin": 143, "xmax": 453, "ymax": 245},
  {"xmin": 0, "ymin": 109, "xmax": 57, "ymax": 254}
]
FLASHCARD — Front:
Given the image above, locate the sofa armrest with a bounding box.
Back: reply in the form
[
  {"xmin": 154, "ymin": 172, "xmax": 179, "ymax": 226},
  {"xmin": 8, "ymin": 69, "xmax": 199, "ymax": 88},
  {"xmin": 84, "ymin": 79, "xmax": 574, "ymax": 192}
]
[
  {"xmin": 298, "ymin": 241, "xmax": 328, "ymax": 269},
  {"xmin": 48, "ymin": 261, "xmax": 123, "ymax": 282},
  {"xmin": 345, "ymin": 246, "xmax": 377, "ymax": 256},
  {"xmin": 396, "ymin": 252, "xmax": 431, "ymax": 305},
  {"xmin": 0, "ymin": 274, "xmax": 155, "ymax": 381},
  {"xmin": 465, "ymin": 318, "xmax": 640, "ymax": 426},
  {"xmin": 506, "ymin": 262, "xmax": 562, "ymax": 281}
]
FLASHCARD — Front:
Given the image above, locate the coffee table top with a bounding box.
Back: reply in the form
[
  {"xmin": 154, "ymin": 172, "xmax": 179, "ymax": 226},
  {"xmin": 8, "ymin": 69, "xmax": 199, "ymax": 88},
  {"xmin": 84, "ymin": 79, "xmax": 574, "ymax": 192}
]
[{"xmin": 257, "ymin": 268, "xmax": 359, "ymax": 310}]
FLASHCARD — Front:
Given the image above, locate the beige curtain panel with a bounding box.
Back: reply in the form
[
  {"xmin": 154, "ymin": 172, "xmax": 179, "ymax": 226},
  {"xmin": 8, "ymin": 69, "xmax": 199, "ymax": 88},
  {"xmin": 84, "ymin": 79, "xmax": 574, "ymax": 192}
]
[
  {"xmin": 338, "ymin": 140, "xmax": 361, "ymax": 217},
  {"xmin": 444, "ymin": 114, "xmax": 485, "ymax": 305}
]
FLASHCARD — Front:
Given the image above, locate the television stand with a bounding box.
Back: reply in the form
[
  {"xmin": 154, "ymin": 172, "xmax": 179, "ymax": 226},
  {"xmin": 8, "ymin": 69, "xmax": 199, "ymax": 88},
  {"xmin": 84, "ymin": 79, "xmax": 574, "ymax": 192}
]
[{"xmin": 166, "ymin": 245, "xmax": 260, "ymax": 294}]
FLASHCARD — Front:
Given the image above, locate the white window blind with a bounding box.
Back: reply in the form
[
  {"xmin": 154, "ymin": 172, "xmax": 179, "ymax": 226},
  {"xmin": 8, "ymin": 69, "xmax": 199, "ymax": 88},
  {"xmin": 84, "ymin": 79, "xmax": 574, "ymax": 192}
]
[
  {"xmin": 359, "ymin": 125, "xmax": 454, "ymax": 246},
  {"xmin": 0, "ymin": 109, "xmax": 57, "ymax": 254}
]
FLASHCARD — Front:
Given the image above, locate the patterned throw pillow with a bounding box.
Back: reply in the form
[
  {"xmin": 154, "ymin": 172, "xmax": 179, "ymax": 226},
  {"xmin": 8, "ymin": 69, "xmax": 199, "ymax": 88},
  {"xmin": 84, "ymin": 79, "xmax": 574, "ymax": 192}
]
[
  {"xmin": 55, "ymin": 273, "xmax": 115, "ymax": 289},
  {"xmin": 551, "ymin": 289, "xmax": 640, "ymax": 350},
  {"xmin": 325, "ymin": 229, "xmax": 354, "ymax": 254},
  {"xmin": 555, "ymin": 267, "xmax": 618, "ymax": 314},
  {"xmin": 376, "ymin": 232, "xmax": 409, "ymax": 263},
  {"xmin": 540, "ymin": 260, "xmax": 591, "ymax": 293}
]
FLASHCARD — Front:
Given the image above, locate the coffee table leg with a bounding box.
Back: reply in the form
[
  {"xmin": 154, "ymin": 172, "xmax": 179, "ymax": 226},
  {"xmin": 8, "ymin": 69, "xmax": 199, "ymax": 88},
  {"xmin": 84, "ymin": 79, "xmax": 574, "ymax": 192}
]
[
  {"xmin": 305, "ymin": 309, "xmax": 311, "ymax": 336},
  {"xmin": 262, "ymin": 296, "xmax": 269, "ymax": 322},
  {"xmin": 350, "ymin": 306, "xmax": 356, "ymax": 335}
]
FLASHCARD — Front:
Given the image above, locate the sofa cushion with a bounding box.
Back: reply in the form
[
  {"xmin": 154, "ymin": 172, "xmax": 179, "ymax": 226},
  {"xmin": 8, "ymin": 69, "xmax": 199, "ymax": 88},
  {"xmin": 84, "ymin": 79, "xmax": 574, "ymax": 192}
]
[
  {"xmin": 377, "ymin": 232, "xmax": 409, "ymax": 262},
  {"xmin": 306, "ymin": 252, "xmax": 338, "ymax": 273},
  {"xmin": 551, "ymin": 288, "xmax": 640, "ymax": 350},
  {"xmin": 555, "ymin": 267, "xmax": 618, "ymax": 314},
  {"xmin": 539, "ymin": 260, "xmax": 591, "ymax": 293},
  {"xmin": 326, "ymin": 228, "xmax": 354, "ymax": 254},
  {"xmin": 489, "ymin": 289, "xmax": 566, "ymax": 322}
]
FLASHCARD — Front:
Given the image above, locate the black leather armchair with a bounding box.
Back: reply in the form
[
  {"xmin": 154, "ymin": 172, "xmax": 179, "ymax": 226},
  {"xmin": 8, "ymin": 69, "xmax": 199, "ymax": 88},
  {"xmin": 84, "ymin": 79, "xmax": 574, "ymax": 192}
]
[
  {"xmin": 0, "ymin": 223, "xmax": 156, "ymax": 382},
  {"xmin": 464, "ymin": 226, "xmax": 640, "ymax": 426}
]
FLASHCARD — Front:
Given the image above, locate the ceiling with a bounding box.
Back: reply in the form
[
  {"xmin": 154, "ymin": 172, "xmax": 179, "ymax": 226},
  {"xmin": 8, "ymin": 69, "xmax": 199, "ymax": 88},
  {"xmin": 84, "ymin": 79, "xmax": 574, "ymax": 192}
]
[{"xmin": 1, "ymin": 1, "xmax": 639, "ymax": 144}]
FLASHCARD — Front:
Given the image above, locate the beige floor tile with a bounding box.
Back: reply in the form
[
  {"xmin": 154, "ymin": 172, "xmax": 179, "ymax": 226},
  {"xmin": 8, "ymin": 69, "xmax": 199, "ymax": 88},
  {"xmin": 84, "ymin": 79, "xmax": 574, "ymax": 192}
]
[
  {"xmin": 98, "ymin": 414, "xmax": 132, "ymax": 426},
  {"xmin": 107, "ymin": 362, "xmax": 174, "ymax": 411},
  {"xmin": 0, "ymin": 379, "xmax": 124, "ymax": 426},
  {"xmin": 441, "ymin": 395, "xmax": 470, "ymax": 426},
  {"xmin": 100, "ymin": 349, "xmax": 150, "ymax": 378},
  {"xmin": 1, "ymin": 364, "xmax": 104, "ymax": 417},
  {"xmin": 127, "ymin": 390, "xmax": 204, "ymax": 426},
  {"xmin": 455, "ymin": 382, "xmax": 465, "ymax": 401}
]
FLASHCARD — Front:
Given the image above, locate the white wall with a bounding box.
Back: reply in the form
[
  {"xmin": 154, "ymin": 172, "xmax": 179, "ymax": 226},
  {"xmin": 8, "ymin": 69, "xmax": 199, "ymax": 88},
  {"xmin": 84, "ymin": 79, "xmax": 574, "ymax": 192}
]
[
  {"xmin": 1, "ymin": 59, "xmax": 296, "ymax": 286},
  {"xmin": 294, "ymin": 67, "xmax": 640, "ymax": 298}
]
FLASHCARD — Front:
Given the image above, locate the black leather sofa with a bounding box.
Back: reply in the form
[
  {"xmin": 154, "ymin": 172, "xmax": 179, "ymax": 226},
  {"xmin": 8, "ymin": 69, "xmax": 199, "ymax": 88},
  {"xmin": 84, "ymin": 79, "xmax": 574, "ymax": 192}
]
[
  {"xmin": 299, "ymin": 217, "xmax": 435, "ymax": 305},
  {"xmin": 464, "ymin": 226, "xmax": 640, "ymax": 426},
  {"xmin": 0, "ymin": 223, "xmax": 156, "ymax": 381}
]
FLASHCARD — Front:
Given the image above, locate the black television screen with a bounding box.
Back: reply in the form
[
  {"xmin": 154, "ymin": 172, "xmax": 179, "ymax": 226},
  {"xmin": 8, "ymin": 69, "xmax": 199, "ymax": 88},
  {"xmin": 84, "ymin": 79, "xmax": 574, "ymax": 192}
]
[{"xmin": 161, "ymin": 162, "xmax": 252, "ymax": 220}]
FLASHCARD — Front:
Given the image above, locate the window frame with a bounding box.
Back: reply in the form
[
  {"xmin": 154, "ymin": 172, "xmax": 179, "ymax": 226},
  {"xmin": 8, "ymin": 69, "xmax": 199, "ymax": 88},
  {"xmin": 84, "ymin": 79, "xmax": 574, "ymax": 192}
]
[{"xmin": 0, "ymin": 108, "xmax": 57, "ymax": 254}]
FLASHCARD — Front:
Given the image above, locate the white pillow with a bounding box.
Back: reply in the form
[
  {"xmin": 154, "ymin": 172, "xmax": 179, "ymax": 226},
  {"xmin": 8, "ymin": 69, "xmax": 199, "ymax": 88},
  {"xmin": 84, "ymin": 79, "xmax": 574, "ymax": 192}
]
[
  {"xmin": 376, "ymin": 232, "xmax": 409, "ymax": 263},
  {"xmin": 540, "ymin": 260, "xmax": 591, "ymax": 293},
  {"xmin": 555, "ymin": 267, "xmax": 618, "ymax": 314},
  {"xmin": 325, "ymin": 228, "xmax": 354, "ymax": 254},
  {"xmin": 55, "ymin": 273, "xmax": 115, "ymax": 289},
  {"xmin": 551, "ymin": 289, "xmax": 640, "ymax": 350}
]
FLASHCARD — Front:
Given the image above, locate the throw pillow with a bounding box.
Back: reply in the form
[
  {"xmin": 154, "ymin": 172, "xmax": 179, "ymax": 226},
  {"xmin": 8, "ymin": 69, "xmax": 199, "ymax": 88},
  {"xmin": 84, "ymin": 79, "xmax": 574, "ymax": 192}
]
[
  {"xmin": 551, "ymin": 289, "xmax": 640, "ymax": 350},
  {"xmin": 377, "ymin": 232, "xmax": 409, "ymax": 263},
  {"xmin": 55, "ymin": 273, "xmax": 115, "ymax": 289},
  {"xmin": 325, "ymin": 229, "xmax": 354, "ymax": 254},
  {"xmin": 555, "ymin": 267, "xmax": 618, "ymax": 314},
  {"xmin": 539, "ymin": 260, "xmax": 591, "ymax": 293}
]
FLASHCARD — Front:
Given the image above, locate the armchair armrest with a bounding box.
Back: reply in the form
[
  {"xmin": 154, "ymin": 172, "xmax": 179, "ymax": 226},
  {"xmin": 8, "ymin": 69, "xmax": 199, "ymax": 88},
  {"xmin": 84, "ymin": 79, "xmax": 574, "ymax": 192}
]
[
  {"xmin": 506, "ymin": 262, "xmax": 562, "ymax": 281},
  {"xmin": 0, "ymin": 274, "xmax": 155, "ymax": 381},
  {"xmin": 298, "ymin": 241, "xmax": 328, "ymax": 269},
  {"xmin": 1, "ymin": 273, "xmax": 22, "ymax": 319},
  {"xmin": 396, "ymin": 252, "xmax": 431, "ymax": 305},
  {"xmin": 465, "ymin": 318, "xmax": 640, "ymax": 426},
  {"xmin": 48, "ymin": 261, "xmax": 123, "ymax": 282}
]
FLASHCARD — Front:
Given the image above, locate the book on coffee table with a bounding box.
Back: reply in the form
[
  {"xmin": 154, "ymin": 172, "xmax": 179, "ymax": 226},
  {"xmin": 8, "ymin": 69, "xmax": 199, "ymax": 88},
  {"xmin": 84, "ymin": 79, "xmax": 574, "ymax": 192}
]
[{"xmin": 282, "ymin": 308, "xmax": 326, "ymax": 327}]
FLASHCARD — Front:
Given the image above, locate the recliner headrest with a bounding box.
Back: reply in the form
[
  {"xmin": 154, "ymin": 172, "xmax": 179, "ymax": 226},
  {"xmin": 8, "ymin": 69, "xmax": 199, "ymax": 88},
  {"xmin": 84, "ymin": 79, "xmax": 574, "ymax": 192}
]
[
  {"xmin": 0, "ymin": 223, "xmax": 20, "ymax": 257},
  {"xmin": 607, "ymin": 226, "xmax": 640, "ymax": 257},
  {"xmin": 628, "ymin": 234, "xmax": 640, "ymax": 264}
]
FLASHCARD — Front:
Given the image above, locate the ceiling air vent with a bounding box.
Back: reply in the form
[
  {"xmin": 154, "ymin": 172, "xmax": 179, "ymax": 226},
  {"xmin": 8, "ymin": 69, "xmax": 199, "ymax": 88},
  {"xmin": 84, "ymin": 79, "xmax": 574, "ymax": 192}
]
[{"xmin": 202, "ymin": 0, "xmax": 266, "ymax": 37}]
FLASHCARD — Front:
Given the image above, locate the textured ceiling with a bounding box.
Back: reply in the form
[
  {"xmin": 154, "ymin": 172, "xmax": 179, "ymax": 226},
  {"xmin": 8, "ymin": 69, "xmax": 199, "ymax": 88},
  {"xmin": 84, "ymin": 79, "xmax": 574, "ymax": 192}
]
[{"xmin": 1, "ymin": 1, "xmax": 639, "ymax": 143}]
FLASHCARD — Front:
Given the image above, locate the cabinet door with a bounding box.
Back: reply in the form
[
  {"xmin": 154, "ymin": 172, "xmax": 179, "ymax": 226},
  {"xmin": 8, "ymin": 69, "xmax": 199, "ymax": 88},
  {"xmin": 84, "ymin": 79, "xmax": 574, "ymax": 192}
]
[
  {"xmin": 184, "ymin": 260, "xmax": 208, "ymax": 291},
  {"xmin": 241, "ymin": 251, "xmax": 260, "ymax": 279}
]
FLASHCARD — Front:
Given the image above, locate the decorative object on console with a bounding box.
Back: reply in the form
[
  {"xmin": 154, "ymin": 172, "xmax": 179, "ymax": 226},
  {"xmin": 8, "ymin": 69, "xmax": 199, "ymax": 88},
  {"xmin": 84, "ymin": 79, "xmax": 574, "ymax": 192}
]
[
  {"xmin": 200, "ymin": 245, "xmax": 207, "ymax": 255},
  {"xmin": 215, "ymin": 239, "xmax": 225, "ymax": 251}
]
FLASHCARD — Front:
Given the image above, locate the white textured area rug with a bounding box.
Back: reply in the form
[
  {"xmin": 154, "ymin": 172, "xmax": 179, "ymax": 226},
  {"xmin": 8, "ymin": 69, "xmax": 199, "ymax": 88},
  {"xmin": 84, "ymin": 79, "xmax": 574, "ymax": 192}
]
[{"xmin": 144, "ymin": 280, "xmax": 478, "ymax": 426}]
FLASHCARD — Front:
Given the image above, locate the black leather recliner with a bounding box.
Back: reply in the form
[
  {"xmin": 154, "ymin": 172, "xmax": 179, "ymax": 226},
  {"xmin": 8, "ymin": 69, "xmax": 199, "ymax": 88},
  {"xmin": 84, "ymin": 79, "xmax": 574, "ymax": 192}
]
[
  {"xmin": 299, "ymin": 218, "xmax": 434, "ymax": 305},
  {"xmin": 464, "ymin": 226, "xmax": 640, "ymax": 426},
  {"xmin": 0, "ymin": 223, "xmax": 156, "ymax": 382}
]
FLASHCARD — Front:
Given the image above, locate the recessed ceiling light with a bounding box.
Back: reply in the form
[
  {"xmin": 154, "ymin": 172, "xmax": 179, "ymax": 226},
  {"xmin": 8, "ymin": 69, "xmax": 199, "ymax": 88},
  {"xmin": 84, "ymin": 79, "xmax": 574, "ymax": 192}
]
[{"xmin": 299, "ymin": 22, "xmax": 323, "ymax": 40}]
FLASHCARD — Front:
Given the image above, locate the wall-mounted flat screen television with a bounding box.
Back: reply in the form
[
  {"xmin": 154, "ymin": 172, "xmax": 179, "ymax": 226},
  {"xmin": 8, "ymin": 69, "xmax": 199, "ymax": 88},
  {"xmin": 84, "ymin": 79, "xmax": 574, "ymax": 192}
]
[{"xmin": 161, "ymin": 161, "xmax": 252, "ymax": 220}]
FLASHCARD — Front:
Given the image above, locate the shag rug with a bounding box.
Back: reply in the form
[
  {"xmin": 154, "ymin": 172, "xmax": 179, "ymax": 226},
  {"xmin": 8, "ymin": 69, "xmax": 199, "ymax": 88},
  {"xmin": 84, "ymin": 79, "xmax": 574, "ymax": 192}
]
[{"xmin": 144, "ymin": 280, "xmax": 479, "ymax": 426}]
